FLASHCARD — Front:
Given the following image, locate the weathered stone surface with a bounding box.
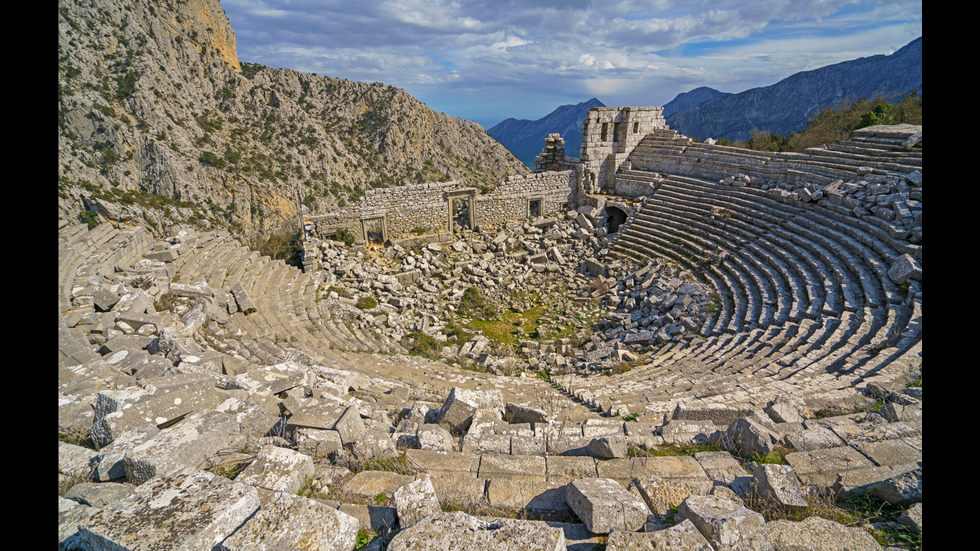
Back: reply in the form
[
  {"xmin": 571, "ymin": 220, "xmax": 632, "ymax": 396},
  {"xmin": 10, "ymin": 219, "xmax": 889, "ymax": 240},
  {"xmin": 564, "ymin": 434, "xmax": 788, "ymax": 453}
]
[
  {"xmin": 546, "ymin": 455, "xmax": 598, "ymax": 483},
  {"xmin": 596, "ymin": 456, "xmax": 712, "ymax": 491},
  {"xmin": 606, "ymin": 519, "xmax": 714, "ymax": 550},
  {"xmin": 565, "ymin": 477, "xmax": 650, "ymax": 533},
  {"xmin": 334, "ymin": 404, "xmax": 367, "ymax": 445},
  {"xmin": 386, "ymin": 511, "xmax": 566, "ymax": 551},
  {"xmin": 235, "ymin": 445, "xmax": 314, "ymax": 494},
  {"xmin": 588, "ymin": 436, "xmax": 629, "ymax": 458},
  {"xmin": 784, "ymin": 427, "xmax": 845, "ymax": 452},
  {"xmin": 77, "ymin": 466, "xmax": 259, "ymax": 551},
  {"xmin": 478, "ymin": 454, "xmax": 547, "ymax": 481},
  {"xmin": 896, "ymin": 502, "xmax": 921, "ymax": 534},
  {"xmin": 752, "ymin": 464, "xmax": 807, "ymax": 509},
  {"xmin": 435, "ymin": 387, "xmax": 504, "ymax": 433},
  {"xmin": 631, "ymin": 476, "xmax": 709, "ymax": 517},
  {"xmin": 487, "ymin": 479, "xmax": 567, "ymax": 510},
  {"xmin": 59, "ymin": 442, "xmax": 99, "ymax": 481},
  {"xmin": 59, "ymin": 496, "xmax": 96, "ymax": 551},
  {"xmin": 93, "ymin": 424, "xmax": 160, "ymax": 481},
  {"xmin": 217, "ymin": 492, "xmax": 359, "ymax": 551},
  {"xmin": 866, "ymin": 467, "xmax": 921, "ymax": 505},
  {"xmin": 394, "ymin": 474, "xmax": 442, "ymax": 528},
  {"xmin": 405, "ymin": 449, "xmax": 480, "ymax": 477},
  {"xmin": 696, "ymin": 451, "xmax": 748, "ymax": 486},
  {"xmin": 764, "ymin": 516, "xmax": 882, "ymax": 551},
  {"xmin": 123, "ymin": 409, "xmax": 248, "ymax": 485},
  {"xmin": 295, "ymin": 428, "xmax": 344, "ymax": 460},
  {"xmin": 343, "ymin": 471, "xmax": 417, "ymax": 500},
  {"xmin": 887, "ymin": 254, "xmax": 921, "ymax": 284},
  {"xmin": 677, "ymin": 494, "xmax": 770, "ymax": 551},
  {"xmin": 417, "ymin": 423, "xmax": 454, "ymax": 452},
  {"xmin": 64, "ymin": 481, "xmax": 137, "ymax": 509},
  {"xmin": 784, "ymin": 446, "xmax": 875, "ymax": 489},
  {"xmin": 722, "ymin": 416, "xmax": 780, "ymax": 458},
  {"xmin": 227, "ymin": 361, "xmax": 308, "ymax": 394}
]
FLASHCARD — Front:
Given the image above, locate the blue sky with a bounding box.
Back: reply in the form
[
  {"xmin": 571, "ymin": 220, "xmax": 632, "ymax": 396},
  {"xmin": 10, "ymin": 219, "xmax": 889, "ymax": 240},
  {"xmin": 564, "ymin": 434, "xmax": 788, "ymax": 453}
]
[{"xmin": 221, "ymin": 0, "xmax": 922, "ymax": 129}]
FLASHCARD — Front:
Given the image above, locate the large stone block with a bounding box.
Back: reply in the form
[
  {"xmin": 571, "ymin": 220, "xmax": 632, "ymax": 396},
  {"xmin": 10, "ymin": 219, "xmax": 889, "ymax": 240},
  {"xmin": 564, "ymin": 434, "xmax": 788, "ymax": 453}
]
[
  {"xmin": 752, "ymin": 464, "xmax": 807, "ymax": 509},
  {"xmin": 227, "ymin": 361, "xmax": 308, "ymax": 394},
  {"xmin": 435, "ymin": 387, "xmax": 503, "ymax": 433},
  {"xmin": 387, "ymin": 511, "xmax": 566, "ymax": 551},
  {"xmin": 235, "ymin": 445, "xmax": 314, "ymax": 495},
  {"xmin": 764, "ymin": 516, "xmax": 882, "ymax": 551},
  {"xmin": 217, "ymin": 492, "xmax": 359, "ymax": 551},
  {"xmin": 487, "ymin": 479, "xmax": 567, "ymax": 511},
  {"xmin": 77, "ymin": 466, "xmax": 259, "ymax": 551},
  {"xmin": 676, "ymin": 494, "xmax": 769, "ymax": 551},
  {"xmin": 478, "ymin": 454, "xmax": 547, "ymax": 482},
  {"xmin": 631, "ymin": 477, "xmax": 709, "ymax": 517},
  {"xmin": 565, "ymin": 477, "xmax": 650, "ymax": 534},
  {"xmin": 606, "ymin": 519, "xmax": 713, "ymax": 550},
  {"xmin": 394, "ymin": 474, "xmax": 443, "ymax": 528}
]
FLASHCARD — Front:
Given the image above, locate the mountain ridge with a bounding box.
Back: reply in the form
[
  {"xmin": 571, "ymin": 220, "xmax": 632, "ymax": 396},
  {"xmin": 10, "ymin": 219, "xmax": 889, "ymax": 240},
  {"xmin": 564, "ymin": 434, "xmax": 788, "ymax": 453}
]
[
  {"xmin": 487, "ymin": 98, "xmax": 605, "ymax": 167},
  {"xmin": 665, "ymin": 37, "xmax": 922, "ymax": 141}
]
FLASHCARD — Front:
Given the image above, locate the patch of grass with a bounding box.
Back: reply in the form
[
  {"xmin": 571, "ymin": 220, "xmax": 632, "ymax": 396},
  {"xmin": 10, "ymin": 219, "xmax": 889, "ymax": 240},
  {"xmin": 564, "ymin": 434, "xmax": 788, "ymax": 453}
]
[
  {"xmin": 750, "ymin": 446, "xmax": 791, "ymax": 465},
  {"xmin": 328, "ymin": 285, "xmax": 352, "ymax": 299},
  {"xmin": 354, "ymin": 528, "xmax": 379, "ymax": 550},
  {"xmin": 356, "ymin": 296, "xmax": 378, "ymax": 310},
  {"xmin": 458, "ymin": 287, "xmax": 497, "ymax": 319},
  {"xmin": 335, "ymin": 228, "xmax": 356, "ymax": 247},
  {"xmin": 403, "ymin": 331, "xmax": 441, "ymax": 360},
  {"xmin": 631, "ymin": 441, "xmax": 727, "ymax": 458}
]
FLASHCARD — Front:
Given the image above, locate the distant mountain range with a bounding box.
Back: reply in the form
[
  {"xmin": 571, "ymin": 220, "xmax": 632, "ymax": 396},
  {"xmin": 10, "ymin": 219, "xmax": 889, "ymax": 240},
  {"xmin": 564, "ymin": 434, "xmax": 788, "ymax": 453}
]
[
  {"xmin": 662, "ymin": 87, "xmax": 731, "ymax": 118},
  {"xmin": 487, "ymin": 98, "xmax": 605, "ymax": 167},
  {"xmin": 666, "ymin": 37, "xmax": 922, "ymax": 141}
]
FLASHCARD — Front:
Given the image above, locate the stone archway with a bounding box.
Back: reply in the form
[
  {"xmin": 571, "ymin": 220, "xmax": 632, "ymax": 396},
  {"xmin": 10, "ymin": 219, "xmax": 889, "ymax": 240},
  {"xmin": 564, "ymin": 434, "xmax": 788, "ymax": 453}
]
[{"xmin": 606, "ymin": 206, "xmax": 627, "ymax": 234}]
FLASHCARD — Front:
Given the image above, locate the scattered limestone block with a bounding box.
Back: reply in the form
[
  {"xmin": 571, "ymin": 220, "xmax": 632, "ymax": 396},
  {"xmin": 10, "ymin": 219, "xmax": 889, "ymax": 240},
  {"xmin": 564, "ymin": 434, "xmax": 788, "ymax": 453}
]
[
  {"xmin": 606, "ymin": 519, "xmax": 713, "ymax": 550},
  {"xmin": 435, "ymin": 387, "xmax": 504, "ymax": 433},
  {"xmin": 676, "ymin": 494, "xmax": 768, "ymax": 551},
  {"xmin": 394, "ymin": 474, "xmax": 442, "ymax": 528},
  {"xmin": 405, "ymin": 449, "xmax": 480, "ymax": 478},
  {"xmin": 721, "ymin": 415, "xmax": 780, "ymax": 458},
  {"xmin": 77, "ymin": 466, "xmax": 259, "ymax": 551},
  {"xmin": 897, "ymin": 502, "xmax": 922, "ymax": 534},
  {"xmin": 764, "ymin": 515, "xmax": 882, "ymax": 551},
  {"xmin": 588, "ymin": 436, "xmax": 628, "ymax": 458},
  {"xmin": 424, "ymin": 473, "xmax": 487, "ymax": 507},
  {"xmin": 631, "ymin": 477, "xmax": 709, "ymax": 517},
  {"xmin": 753, "ymin": 464, "xmax": 808, "ymax": 509},
  {"xmin": 123, "ymin": 409, "xmax": 248, "ymax": 485},
  {"xmin": 93, "ymin": 424, "xmax": 159, "ymax": 481},
  {"xmin": 235, "ymin": 445, "xmax": 314, "ymax": 494},
  {"xmin": 386, "ymin": 511, "xmax": 566, "ymax": 551},
  {"xmin": 784, "ymin": 427, "xmax": 845, "ymax": 451},
  {"xmin": 867, "ymin": 467, "xmax": 921, "ymax": 506},
  {"xmin": 295, "ymin": 428, "xmax": 343, "ymax": 460},
  {"xmin": 59, "ymin": 442, "xmax": 99, "ymax": 481},
  {"xmin": 285, "ymin": 399, "xmax": 347, "ymax": 432},
  {"xmin": 216, "ymin": 492, "xmax": 359, "ymax": 551},
  {"xmin": 596, "ymin": 456, "xmax": 712, "ymax": 491},
  {"xmin": 784, "ymin": 446, "xmax": 874, "ymax": 489},
  {"xmin": 334, "ymin": 404, "xmax": 367, "ymax": 445},
  {"xmin": 231, "ymin": 282, "xmax": 257, "ymax": 315},
  {"xmin": 766, "ymin": 395, "xmax": 807, "ymax": 424},
  {"xmin": 417, "ymin": 423, "xmax": 454, "ymax": 452},
  {"xmin": 565, "ymin": 478, "xmax": 650, "ymax": 534},
  {"xmin": 887, "ymin": 254, "xmax": 921, "ymax": 284}
]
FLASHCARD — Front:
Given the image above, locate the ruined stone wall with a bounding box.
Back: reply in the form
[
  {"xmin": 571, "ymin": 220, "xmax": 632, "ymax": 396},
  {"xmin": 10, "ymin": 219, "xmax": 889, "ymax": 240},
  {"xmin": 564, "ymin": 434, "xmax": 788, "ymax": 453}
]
[
  {"xmin": 475, "ymin": 170, "xmax": 578, "ymax": 227},
  {"xmin": 309, "ymin": 172, "xmax": 579, "ymax": 242},
  {"xmin": 579, "ymin": 107, "xmax": 667, "ymax": 194}
]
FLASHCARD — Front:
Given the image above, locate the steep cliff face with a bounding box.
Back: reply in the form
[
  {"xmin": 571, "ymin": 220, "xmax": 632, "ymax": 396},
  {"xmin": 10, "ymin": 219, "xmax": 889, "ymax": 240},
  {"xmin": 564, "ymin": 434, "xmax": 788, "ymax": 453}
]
[
  {"xmin": 57, "ymin": 0, "xmax": 529, "ymax": 238},
  {"xmin": 665, "ymin": 37, "xmax": 922, "ymax": 141}
]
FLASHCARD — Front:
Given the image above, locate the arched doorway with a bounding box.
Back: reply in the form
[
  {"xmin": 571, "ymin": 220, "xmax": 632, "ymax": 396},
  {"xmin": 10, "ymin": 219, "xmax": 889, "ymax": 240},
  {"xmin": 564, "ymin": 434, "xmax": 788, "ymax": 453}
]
[{"xmin": 606, "ymin": 206, "xmax": 627, "ymax": 234}]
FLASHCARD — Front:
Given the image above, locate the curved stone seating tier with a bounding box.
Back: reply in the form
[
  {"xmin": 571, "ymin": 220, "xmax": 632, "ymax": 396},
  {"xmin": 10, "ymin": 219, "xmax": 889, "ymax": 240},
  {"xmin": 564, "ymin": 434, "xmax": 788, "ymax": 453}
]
[
  {"xmin": 599, "ymin": 167, "xmax": 920, "ymax": 412},
  {"xmin": 59, "ymin": 224, "xmax": 153, "ymax": 315}
]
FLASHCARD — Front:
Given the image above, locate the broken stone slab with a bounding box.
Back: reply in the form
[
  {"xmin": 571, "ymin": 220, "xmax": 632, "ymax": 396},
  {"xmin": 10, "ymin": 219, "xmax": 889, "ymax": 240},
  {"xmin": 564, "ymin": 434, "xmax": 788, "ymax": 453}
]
[
  {"xmin": 896, "ymin": 502, "xmax": 921, "ymax": 534},
  {"xmin": 231, "ymin": 282, "xmax": 257, "ymax": 315},
  {"xmin": 886, "ymin": 254, "xmax": 922, "ymax": 284},
  {"xmin": 394, "ymin": 474, "xmax": 442, "ymax": 528},
  {"xmin": 426, "ymin": 473, "xmax": 488, "ymax": 507},
  {"xmin": 296, "ymin": 428, "xmax": 344, "ymax": 460},
  {"xmin": 123, "ymin": 409, "xmax": 249, "ymax": 485},
  {"xmin": 673, "ymin": 403, "xmax": 756, "ymax": 426},
  {"xmin": 596, "ymin": 456, "xmax": 712, "ymax": 491},
  {"xmin": 227, "ymin": 361, "xmax": 309, "ymax": 395},
  {"xmin": 752, "ymin": 464, "xmax": 808, "ymax": 509},
  {"xmin": 828, "ymin": 462, "xmax": 920, "ymax": 499},
  {"xmin": 434, "ymin": 386, "xmax": 504, "ymax": 433},
  {"xmin": 386, "ymin": 511, "xmax": 566, "ymax": 551},
  {"xmin": 784, "ymin": 426, "xmax": 845, "ymax": 452},
  {"xmin": 565, "ymin": 477, "xmax": 650, "ymax": 533},
  {"xmin": 77, "ymin": 466, "xmax": 259, "ymax": 551},
  {"xmin": 631, "ymin": 476, "xmax": 710, "ymax": 517},
  {"xmin": 59, "ymin": 442, "xmax": 99, "ymax": 482},
  {"xmin": 764, "ymin": 515, "xmax": 882, "ymax": 551},
  {"xmin": 337, "ymin": 503, "xmax": 399, "ymax": 542},
  {"xmin": 505, "ymin": 402, "xmax": 548, "ymax": 426},
  {"xmin": 866, "ymin": 466, "xmax": 921, "ymax": 506},
  {"xmin": 59, "ymin": 496, "xmax": 97, "ymax": 551},
  {"xmin": 235, "ymin": 445, "xmax": 314, "ymax": 495},
  {"xmin": 285, "ymin": 399, "xmax": 348, "ymax": 432},
  {"xmin": 719, "ymin": 415, "xmax": 780, "ymax": 458},
  {"xmin": 334, "ymin": 404, "xmax": 367, "ymax": 445},
  {"xmin": 92, "ymin": 424, "xmax": 160, "ymax": 482},
  {"xmin": 766, "ymin": 395, "xmax": 808, "ymax": 424},
  {"xmin": 63, "ymin": 481, "xmax": 136, "ymax": 509},
  {"xmin": 660, "ymin": 419, "xmax": 723, "ymax": 445},
  {"xmin": 695, "ymin": 451, "xmax": 748, "ymax": 486},
  {"xmin": 784, "ymin": 446, "xmax": 876, "ymax": 489},
  {"xmin": 588, "ymin": 436, "xmax": 628, "ymax": 458},
  {"xmin": 676, "ymin": 494, "xmax": 769, "ymax": 551},
  {"xmin": 216, "ymin": 492, "xmax": 360, "ymax": 551},
  {"xmin": 88, "ymin": 383, "xmax": 228, "ymax": 448},
  {"xmin": 605, "ymin": 519, "xmax": 713, "ymax": 550},
  {"xmin": 352, "ymin": 428, "xmax": 399, "ymax": 460}
]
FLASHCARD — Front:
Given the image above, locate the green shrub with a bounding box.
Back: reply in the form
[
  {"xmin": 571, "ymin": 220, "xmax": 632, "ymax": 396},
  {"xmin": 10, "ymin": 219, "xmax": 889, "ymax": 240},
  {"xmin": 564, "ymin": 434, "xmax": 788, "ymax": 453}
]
[
  {"xmin": 403, "ymin": 331, "xmax": 440, "ymax": 360},
  {"xmin": 79, "ymin": 210, "xmax": 100, "ymax": 230},
  {"xmin": 335, "ymin": 228, "xmax": 355, "ymax": 247},
  {"xmin": 198, "ymin": 151, "xmax": 226, "ymax": 168},
  {"xmin": 356, "ymin": 296, "xmax": 377, "ymax": 310},
  {"xmin": 457, "ymin": 287, "xmax": 497, "ymax": 319}
]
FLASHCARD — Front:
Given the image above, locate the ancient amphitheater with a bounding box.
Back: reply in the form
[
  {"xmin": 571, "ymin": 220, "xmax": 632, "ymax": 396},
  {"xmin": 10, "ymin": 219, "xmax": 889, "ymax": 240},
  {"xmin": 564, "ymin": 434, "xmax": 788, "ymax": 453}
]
[{"xmin": 59, "ymin": 109, "xmax": 922, "ymax": 550}]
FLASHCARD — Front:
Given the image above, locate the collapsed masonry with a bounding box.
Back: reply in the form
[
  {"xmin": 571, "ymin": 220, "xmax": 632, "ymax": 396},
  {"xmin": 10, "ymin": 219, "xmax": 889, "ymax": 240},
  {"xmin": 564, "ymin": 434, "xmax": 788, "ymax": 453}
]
[{"xmin": 58, "ymin": 109, "xmax": 921, "ymax": 550}]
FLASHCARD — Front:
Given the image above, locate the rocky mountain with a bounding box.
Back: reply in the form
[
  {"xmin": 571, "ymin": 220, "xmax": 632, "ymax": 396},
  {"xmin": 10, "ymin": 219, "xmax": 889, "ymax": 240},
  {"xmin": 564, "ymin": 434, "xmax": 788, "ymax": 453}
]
[
  {"xmin": 665, "ymin": 37, "xmax": 922, "ymax": 141},
  {"xmin": 57, "ymin": 0, "xmax": 530, "ymax": 240},
  {"xmin": 487, "ymin": 98, "xmax": 605, "ymax": 167},
  {"xmin": 661, "ymin": 87, "xmax": 730, "ymax": 118}
]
